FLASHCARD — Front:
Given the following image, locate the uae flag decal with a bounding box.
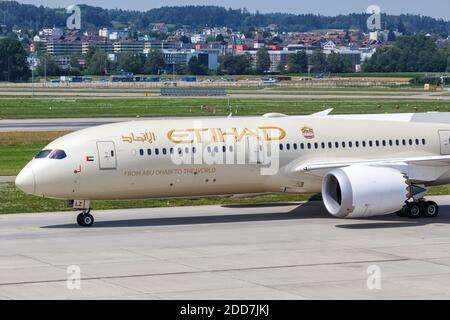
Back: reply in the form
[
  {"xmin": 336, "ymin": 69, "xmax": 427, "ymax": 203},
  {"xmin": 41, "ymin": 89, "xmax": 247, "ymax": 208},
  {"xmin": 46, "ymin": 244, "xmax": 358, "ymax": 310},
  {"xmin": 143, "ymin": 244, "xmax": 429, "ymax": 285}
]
[{"xmin": 86, "ymin": 156, "xmax": 95, "ymax": 162}]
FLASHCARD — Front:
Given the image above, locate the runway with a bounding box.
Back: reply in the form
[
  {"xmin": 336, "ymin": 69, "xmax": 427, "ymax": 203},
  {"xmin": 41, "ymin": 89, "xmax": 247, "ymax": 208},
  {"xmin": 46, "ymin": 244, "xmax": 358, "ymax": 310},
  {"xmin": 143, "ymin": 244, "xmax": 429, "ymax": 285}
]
[
  {"xmin": 0, "ymin": 117, "xmax": 151, "ymax": 132},
  {"xmin": 2, "ymin": 196, "xmax": 450, "ymax": 299}
]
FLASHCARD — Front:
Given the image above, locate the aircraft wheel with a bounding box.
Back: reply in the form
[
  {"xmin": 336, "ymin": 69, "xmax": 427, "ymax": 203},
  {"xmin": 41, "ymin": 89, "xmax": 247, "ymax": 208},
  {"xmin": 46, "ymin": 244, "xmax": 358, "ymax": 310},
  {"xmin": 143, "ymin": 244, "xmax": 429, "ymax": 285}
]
[
  {"xmin": 77, "ymin": 212, "xmax": 94, "ymax": 227},
  {"xmin": 406, "ymin": 202, "xmax": 421, "ymax": 219},
  {"xmin": 422, "ymin": 201, "xmax": 439, "ymax": 218}
]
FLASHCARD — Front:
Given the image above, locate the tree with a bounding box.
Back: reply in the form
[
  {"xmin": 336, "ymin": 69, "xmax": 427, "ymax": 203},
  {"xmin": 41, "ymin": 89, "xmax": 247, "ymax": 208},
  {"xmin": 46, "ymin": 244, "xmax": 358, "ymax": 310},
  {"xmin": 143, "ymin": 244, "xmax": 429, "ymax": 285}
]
[
  {"xmin": 0, "ymin": 37, "xmax": 30, "ymax": 82},
  {"xmin": 397, "ymin": 21, "xmax": 406, "ymax": 35},
  {"xmin": 287, "ymin": 51, "xmax": 308, "ymax": 73},
  {"xmin": 326, "ymin": 52, "xmax": 353, "ymax": 73},
  {"xmin": 85, "ymin": 44, "xmax": 98, "ymax": 65},
  {"xmin": 117, "ymin": 52, "xmax": 145, "ymax": 74},
  {"xmin": 219, "ymin": 53, "xmax": 253, "ymax": 75},
  {"xmin": 271, "ymin": 36, "xmax": 282, "ymax": 44},
  {"xmin": 310, "ymin": 50, "xmax": 327, "ymax": 73},
  {"xmin": 363, "ymin": 34, "xmax": 447, "ymax": 72},
  {"xmin": 86, "ymin": 47, "xmax": 109, "ymax": 75},
  {"xmin": 187, "ymin": 56, "xmax": 208, "ymax": 75},
  {"xmin": 255, "ymin": 47, "xmax": 271, "ymax": 74},
  {"xmin": 215, "ymin": 34, "xmax": 225, "ymax": 42},
  {"xmin": 144, "ymin": 49, "xmax": 166, "ymax": 74},
  {"xmin": 175, "ymin": 63, "xmax": 187, "ymax": 75},
  {"xmin": 36, "ymin": 54, "xmax": 61, "ymax": 77},
  {"xmin": 2, "ymin": 2, "xmax": 450, "ymax": 35},
  {"xmin": 387, "ymin": 30, "xmax": 397, "ymax": 42},
  {"xmin": 277, "ymin": 62, "xmax": 286, "ymax": 74},
  {"xmin": 179, "ymin": 35, "xmax": 190, "ymax": 44}
]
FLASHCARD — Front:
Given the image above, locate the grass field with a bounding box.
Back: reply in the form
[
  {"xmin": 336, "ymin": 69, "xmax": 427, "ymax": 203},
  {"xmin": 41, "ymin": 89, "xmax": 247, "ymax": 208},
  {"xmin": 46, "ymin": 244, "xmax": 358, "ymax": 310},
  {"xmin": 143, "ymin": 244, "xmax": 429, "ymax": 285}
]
[
  {"xmin": 1, "ymin": 97, "xmax": 450, "ymax": 119},
  {"xmin": 0, "ymin": 183, "xmax": 316, "ymax": 214},
  {"xmin": 0, "ymin": 131, "xmax": 68, "ymax": 175}
]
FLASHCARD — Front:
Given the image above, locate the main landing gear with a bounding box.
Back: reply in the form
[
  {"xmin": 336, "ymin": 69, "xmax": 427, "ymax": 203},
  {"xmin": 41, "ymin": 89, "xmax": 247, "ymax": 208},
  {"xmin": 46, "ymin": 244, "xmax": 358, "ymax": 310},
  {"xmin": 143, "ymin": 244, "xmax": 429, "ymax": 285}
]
[
  {"xmin": 77, "ymin": 209, "xmax": 94, "ymax": 227},
  {"xmin": 397, "ymin": 200, "xmax": 439, "ymax": 219}
]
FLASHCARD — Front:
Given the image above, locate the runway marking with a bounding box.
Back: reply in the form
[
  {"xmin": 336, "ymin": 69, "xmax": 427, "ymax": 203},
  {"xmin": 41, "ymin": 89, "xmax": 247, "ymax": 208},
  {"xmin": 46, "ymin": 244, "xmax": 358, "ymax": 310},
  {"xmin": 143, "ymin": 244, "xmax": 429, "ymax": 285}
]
[{"xmin": 0, "ymin": 257, "xmax": 410, "ymax": 287}]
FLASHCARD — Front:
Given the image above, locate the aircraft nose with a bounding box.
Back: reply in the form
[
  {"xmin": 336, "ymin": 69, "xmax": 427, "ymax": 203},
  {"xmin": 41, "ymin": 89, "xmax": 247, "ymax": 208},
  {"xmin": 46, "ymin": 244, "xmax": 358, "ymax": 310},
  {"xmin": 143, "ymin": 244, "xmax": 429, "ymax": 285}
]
[{"xmin": 15, "ymin": 163, "xmax": 36, "ymax": 195}]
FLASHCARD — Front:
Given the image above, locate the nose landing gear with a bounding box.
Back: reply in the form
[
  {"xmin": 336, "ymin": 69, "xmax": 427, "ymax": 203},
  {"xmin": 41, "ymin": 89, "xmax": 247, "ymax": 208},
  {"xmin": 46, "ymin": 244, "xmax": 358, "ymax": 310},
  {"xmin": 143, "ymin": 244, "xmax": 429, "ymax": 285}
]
[
  {"xmin": 69, "ymin": 200, "xmax": 94, "ymax": 227},
  {"xmin": 77, "ymin": 209, "xmax": 94, "ymax": 227}
]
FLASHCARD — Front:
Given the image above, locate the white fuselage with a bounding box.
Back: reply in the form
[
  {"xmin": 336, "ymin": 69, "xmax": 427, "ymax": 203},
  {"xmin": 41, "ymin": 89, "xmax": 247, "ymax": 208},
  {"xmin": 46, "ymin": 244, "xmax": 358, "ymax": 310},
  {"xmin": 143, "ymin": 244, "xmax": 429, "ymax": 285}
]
[{"xmin": 15, "ymin": 113, "xmax": 450, "ymax": 203}]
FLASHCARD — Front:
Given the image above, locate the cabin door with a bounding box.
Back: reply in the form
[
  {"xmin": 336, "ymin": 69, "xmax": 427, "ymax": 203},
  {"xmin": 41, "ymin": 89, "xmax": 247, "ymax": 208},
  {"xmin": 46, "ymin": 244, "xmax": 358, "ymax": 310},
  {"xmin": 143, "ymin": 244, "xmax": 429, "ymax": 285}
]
[{"xmin": 97, "ymin": 141, "xmax": 117, "ymax": 170}]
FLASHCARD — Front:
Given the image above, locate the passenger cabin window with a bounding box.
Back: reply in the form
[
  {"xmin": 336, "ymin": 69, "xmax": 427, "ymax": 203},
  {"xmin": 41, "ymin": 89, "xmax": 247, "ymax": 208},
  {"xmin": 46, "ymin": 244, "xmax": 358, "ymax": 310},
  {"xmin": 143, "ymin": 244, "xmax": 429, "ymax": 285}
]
[
  {"xmin": 35, "ymin": 149, "xmax": 52, "ymax": 159},
  {"xmin": 49, "ymin": 149, "xmax": 67, "ymax": 160}
]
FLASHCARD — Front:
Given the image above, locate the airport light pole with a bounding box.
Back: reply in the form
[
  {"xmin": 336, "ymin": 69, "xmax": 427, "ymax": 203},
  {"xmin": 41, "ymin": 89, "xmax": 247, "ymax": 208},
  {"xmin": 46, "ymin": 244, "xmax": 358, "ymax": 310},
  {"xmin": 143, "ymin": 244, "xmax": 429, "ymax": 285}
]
[{"xmin": 31, "ymin": 61, "xmax": 34, "ymax": 97}]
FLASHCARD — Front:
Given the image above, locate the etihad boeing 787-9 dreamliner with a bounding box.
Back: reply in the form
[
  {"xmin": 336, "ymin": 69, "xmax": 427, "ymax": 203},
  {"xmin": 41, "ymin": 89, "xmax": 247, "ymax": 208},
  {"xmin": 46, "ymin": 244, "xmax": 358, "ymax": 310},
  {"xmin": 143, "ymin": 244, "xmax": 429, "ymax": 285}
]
[{"xmin": 15, "ymin": 110, "xmax": 450, "ymax": 226}]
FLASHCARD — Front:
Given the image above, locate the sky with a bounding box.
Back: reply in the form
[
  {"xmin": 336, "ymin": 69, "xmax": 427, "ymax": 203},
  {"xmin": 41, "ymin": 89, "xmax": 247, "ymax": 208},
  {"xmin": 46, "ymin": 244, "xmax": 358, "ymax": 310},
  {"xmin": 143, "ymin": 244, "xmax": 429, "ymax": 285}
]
[{"xmin": 16, "ymin": 0, "xmax": 450, "ymax": 20}]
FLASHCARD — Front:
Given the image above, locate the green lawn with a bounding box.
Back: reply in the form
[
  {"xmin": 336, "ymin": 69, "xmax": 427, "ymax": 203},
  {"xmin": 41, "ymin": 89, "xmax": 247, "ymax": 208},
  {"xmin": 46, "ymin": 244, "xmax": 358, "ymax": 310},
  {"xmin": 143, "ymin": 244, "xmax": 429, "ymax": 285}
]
[
  {"xmin": 0, "ymin": 182, "xmax": 316, "ymax": 214},
  {"xmin": 0, "ymin": 132, "xmax": 68, "ymax": 175},
  {"xmin": 1, "ymin": 98, "xmax": 450, "ymax": 119}
]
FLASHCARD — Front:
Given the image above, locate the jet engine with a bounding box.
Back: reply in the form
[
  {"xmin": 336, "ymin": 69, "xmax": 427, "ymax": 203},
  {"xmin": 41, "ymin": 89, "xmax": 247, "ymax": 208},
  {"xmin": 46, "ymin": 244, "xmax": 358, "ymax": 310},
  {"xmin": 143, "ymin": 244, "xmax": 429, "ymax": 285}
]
[{"xmin": 321, "ymin": 165, "xmax": 408, "ymax": 218}]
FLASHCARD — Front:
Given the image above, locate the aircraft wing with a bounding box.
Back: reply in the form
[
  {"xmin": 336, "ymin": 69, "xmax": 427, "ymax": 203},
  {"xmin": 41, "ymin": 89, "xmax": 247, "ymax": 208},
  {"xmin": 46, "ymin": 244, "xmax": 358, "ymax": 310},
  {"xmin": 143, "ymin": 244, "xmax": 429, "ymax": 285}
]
[{"xmin": 294, "ymin": 155, "xmax": 450, "ymax": 174}]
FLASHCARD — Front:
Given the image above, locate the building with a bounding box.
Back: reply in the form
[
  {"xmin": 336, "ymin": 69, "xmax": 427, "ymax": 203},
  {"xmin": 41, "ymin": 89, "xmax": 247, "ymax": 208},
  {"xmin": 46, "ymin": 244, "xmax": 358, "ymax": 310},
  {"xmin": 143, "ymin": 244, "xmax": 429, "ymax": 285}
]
[
  {"xmin": 253, "ymin": 32, "xmax": 265, "ymax": 49},
  {"xmin": 191, "ymin": 34, "xmax": 206, "ymax": 44},
  {"xmin": 81, "ymin": 41, "xmax": 114, "ymax": 55},
  {"xmin": 144, "ymin": 41, "xmax": 179, "ymax": 53},
  {"xmin": 46, "ymin": 40, "xmax": 83, "ymax": 56},
  {"xmin": 152, "ymin": 23, "xmax": 168, "ymax": 33},
  {"xmin": 243, "ymin": 50, "xmax": 292, "ymax": 73},
  {"xmin": 203, "ymin": 27, "xmax": 228, "ymax": 38},
  {"xmin": 113, "ymin": 41, "xmax": 144, "ymax": 54},
  {"xmin": 98, "ymin": 28, "xmax": 129, "ymax": 41},
  {"xmin": 323, "ymin": 41, "xmax": 337, "ymax": 51},
  {"xmin": 163, "ymin": 49, "xmax": 219, "ymax": 71}
]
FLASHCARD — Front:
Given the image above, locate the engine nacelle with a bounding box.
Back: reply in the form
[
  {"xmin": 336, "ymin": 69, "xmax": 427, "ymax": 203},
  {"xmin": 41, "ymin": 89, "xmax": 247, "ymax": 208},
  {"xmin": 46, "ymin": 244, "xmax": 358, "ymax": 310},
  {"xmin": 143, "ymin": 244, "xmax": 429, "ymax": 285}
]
[{"xmin": 322, "ymin": 165, "xmax": 408, "ymax": 218}]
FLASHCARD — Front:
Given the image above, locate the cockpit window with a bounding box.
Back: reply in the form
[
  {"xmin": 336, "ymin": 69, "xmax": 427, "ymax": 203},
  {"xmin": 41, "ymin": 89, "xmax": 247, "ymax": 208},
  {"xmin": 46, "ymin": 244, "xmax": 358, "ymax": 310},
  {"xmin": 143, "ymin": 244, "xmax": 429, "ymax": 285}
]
[
  {"xmin": 49, "ymin": 149, "xmax": 67, "ymax": 160},
  {"xmin": 35, "ymin": 149, "xmax": 52, "ymax": 159}
]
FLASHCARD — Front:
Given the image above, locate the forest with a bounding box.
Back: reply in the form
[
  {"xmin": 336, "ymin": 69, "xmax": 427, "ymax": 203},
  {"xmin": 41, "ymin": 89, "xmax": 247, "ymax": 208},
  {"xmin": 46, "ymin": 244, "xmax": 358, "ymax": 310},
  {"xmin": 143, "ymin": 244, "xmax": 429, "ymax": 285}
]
[{"xmin": 0, "ymin": 1, "xmax": 449, "ymax": 35}]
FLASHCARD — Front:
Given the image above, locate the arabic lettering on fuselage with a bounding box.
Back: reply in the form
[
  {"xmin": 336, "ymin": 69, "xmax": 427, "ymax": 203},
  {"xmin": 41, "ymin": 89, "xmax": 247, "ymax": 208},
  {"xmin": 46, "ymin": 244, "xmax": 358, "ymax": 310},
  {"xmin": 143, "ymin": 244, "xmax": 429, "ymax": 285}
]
[{"xmin": 122, "ymin": 132, "xmax": 156, "ymax": 144}]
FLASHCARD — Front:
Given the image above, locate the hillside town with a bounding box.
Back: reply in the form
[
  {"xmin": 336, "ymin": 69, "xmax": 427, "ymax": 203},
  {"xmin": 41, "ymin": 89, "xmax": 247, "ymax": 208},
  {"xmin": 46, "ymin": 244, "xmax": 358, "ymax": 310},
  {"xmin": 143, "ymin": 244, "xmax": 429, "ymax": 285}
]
[
  {"xmin": 0, "ymin": 3, "xmax": 449, "ymax": 81},
  {"xmin": 12, "ymin": 24, "xmax": 415, "ymax": 76}
]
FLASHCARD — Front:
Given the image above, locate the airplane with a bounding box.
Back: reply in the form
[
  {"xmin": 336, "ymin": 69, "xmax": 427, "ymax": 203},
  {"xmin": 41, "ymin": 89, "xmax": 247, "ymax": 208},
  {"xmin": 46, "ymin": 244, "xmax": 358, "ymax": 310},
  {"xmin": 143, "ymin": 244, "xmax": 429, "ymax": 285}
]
[{"xmin": 15, "ymin": 109, "xmax": 450, "ymax": 227}]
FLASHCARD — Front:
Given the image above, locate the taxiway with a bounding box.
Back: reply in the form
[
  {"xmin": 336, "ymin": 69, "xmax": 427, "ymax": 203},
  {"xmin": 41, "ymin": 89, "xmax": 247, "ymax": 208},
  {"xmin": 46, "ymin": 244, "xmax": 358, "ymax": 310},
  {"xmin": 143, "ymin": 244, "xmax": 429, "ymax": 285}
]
[{"xmin": 1, "ymin": 197, "xmax": 450, "ymax": 299}]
